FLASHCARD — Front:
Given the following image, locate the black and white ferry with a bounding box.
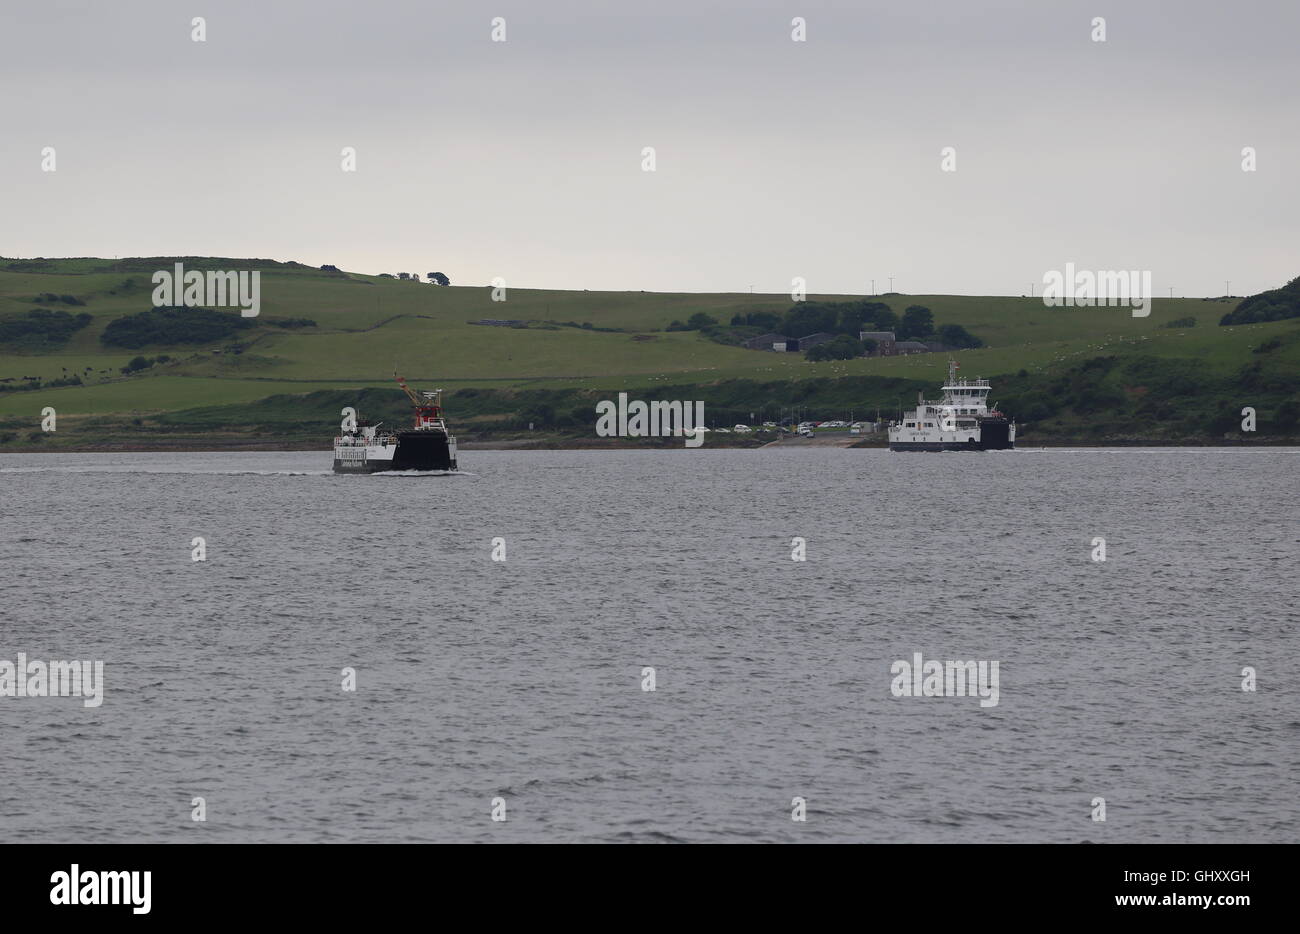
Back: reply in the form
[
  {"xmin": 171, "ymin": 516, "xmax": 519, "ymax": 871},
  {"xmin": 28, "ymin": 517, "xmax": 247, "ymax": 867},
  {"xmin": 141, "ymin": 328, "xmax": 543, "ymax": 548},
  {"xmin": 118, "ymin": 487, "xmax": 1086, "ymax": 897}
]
[
  {"xmin": 888, "ymin": 360, "xmax": 1015, "ymax": 452},
  {"xmin": 332, "ymin": 374, "xmax": 458, "ymax": 473}
]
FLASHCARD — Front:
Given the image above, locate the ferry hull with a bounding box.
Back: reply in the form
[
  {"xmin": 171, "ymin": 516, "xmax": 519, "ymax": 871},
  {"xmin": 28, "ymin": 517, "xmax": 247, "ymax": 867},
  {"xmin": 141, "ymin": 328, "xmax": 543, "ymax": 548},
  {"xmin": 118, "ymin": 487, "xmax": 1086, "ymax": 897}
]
[
  {"xmin": 888, "ymin": 440, "xmax": 1017, "ymax": 451},
  {"xmin": 889, "ymin": 420, "xmax": 1015, "ymax": 452},
  {"xmin": 890, "ymin": 440, "xmax": 982, "ymax": 452},
  {"xmin": 977, "ymin": 418, "xmax": 1014, "ymax": 450},
  {"xmin": 332, "ymin": 458, "xmax": 390, "ymax": 473},
  {"xmin": 332, "ymin": 430, "xmax": 457, "ymax": 473},
  {"xmin": 391, "ymin": 429, "xmax": 457, "ymax": 470}
]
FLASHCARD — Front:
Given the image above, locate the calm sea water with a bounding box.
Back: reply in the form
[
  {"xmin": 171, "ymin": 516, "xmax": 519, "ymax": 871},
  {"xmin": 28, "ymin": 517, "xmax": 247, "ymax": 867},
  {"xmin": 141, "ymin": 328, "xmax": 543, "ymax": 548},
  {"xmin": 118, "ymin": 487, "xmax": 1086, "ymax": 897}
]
[{"xmin": 1, "ymin": 448, "xmax": 1296, "ymax": 843}]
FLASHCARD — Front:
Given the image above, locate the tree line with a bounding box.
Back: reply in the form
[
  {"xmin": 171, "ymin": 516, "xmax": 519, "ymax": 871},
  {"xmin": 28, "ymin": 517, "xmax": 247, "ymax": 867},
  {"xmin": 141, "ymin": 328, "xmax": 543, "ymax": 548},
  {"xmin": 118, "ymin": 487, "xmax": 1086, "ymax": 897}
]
[
  {"xmin": 100, "ymin": 306, "xmax": 256, "ymax": 349},
  {"xmin": 667, "ymin": 299, "xmax": 985, "ymax": 359},
  {"xmin": 0, "ymin": 308, "xmax": 93, "ymax": 348},
  {"xmin": 1220, "ymin": 275, "xmax": 1300, "ymax": 326}
]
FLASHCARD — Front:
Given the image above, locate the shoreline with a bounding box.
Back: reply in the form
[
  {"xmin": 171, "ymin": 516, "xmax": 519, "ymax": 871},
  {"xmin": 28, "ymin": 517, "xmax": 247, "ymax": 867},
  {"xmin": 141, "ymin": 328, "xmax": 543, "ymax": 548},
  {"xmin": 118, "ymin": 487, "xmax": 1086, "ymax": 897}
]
[{"xmin": 1, "ymin": 437, "xmax": 1295, "ymax": 454}]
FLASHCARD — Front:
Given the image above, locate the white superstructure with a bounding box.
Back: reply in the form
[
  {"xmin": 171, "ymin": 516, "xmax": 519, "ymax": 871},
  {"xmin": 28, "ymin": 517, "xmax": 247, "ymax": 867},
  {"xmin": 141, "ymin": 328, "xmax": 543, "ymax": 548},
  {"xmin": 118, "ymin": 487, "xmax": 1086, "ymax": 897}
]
[{"xmin": 333, "ymin": 421, "xmax": 398, "ymax": 469}]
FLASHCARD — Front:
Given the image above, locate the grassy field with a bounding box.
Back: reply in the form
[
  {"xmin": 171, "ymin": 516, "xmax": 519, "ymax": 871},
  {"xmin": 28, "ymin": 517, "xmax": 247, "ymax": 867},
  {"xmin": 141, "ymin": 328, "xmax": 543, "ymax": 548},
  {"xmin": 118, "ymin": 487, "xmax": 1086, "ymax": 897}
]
[{"xmin": 2, "ymin": 256, "xmax": 1297, "ymax": 443}]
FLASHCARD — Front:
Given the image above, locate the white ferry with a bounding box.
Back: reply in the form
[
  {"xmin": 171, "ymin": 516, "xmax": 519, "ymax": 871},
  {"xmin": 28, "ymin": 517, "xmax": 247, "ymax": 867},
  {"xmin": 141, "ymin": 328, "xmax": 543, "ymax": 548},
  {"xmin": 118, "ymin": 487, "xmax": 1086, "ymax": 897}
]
[
  {"xmin": 888, "ymin": 360, "xmax": 1015, "ymax": 452},
  {"xmin": 332, "ymin": 374, "xmax": 458, "ymax": 473}
]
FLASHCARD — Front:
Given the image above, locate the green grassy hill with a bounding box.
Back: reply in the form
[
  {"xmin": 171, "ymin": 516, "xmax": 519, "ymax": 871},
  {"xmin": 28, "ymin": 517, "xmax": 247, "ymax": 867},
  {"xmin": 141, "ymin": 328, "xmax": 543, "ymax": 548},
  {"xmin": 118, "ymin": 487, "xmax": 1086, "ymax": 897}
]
[{"xmin": 1, "ymin": 256, "xmax": 1297, "ymax": 447}]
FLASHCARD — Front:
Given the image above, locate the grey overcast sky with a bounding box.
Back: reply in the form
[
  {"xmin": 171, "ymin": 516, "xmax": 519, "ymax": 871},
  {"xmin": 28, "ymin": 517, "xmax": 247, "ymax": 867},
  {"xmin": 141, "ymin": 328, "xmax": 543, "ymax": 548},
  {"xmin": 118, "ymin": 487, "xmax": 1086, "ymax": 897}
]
[{"xmin": 1, "ymin": 0, "xmax": 1296, "ymax": 295}]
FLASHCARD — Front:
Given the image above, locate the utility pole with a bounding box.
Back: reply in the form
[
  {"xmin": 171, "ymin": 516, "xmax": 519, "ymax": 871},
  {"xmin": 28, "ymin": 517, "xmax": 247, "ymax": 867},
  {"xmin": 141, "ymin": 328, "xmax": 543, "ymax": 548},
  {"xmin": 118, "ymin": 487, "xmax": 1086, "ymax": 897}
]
[
  {"xmin": 871, "ymin": 279, "xmax": 875, "ymax": 296},
  {"xmin": 1029, "ymin": 283, "xmax": 1034, "ymax": 298},
  {"xmin": 1169, "ymin": 287, "xmax": 1174, "ymax": 300},
  {"xmin": 1225, "ymin": 280, "xmax": 1230, "ymax": 297},
  {"xmin": 888, "ymin": 275, "xmax": 895, "ymax": 292}
]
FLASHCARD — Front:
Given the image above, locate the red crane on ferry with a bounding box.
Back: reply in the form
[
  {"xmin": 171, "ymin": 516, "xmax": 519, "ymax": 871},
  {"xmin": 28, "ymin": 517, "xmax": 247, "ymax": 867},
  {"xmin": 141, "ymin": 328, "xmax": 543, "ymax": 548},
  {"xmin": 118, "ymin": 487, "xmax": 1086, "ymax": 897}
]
[{"xmin": 394, "ymin": 371, "xmax": 445, "ymax": 429}]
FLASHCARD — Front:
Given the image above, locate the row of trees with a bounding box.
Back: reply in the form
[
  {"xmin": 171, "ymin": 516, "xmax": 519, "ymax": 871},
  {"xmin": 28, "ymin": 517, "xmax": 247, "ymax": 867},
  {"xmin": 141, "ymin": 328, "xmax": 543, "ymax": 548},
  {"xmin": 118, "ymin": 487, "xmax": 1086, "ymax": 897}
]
[
  {"xmin": 730, "ymin": 300, "xmax": 984, "ymax": 348},
  {"xmin": 667, "ymin": 312, "xmax": 719, "ymax": 331},
  {"xmin": 122, "ymin": 354, "xmax": 171, "ymax": 374},
  {"xmin": 780, "ymin": 300, "xmax": 904, "ymax": 339},
  {"xmin": 1219, "ymin": 275, "xmax": 1299, "ymax": 326},
  {"xmin": 0, "ymin": 308, "xmax": 93, "ymax": 348},
  {"xmin": 31, "ymin": 292, "xmax": 85, "ymax": 306},
  {"xmin": 101, "ymin": 306, "xmax": 255, "ymax": 349},
  {"xmin": 383, "ymin": 272, "xmax": 452, "ymax": 285},
  {"xmin": 671, "ymin": 302, "xmax": 985, "ymax": 360},
  {"xmin": 806, "ymin": 335, "xmax": 879, "ymax": 361}
]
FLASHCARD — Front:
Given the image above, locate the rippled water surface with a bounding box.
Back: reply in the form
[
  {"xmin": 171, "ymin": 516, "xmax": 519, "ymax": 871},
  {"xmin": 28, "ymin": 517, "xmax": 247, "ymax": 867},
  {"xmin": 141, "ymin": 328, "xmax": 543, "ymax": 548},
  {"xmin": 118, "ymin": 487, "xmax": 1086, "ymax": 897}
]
[{"xmin": 1, "ymin": 448, "xmax": 1297, "ymax": 842}]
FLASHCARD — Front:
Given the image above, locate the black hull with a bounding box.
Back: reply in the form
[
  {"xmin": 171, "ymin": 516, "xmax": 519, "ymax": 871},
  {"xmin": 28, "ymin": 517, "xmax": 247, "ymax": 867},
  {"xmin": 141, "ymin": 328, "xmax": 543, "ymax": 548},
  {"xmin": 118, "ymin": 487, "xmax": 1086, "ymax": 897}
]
[
  {"xmin": 978, "ymin": 418, "xmax": 1014, "ymax": 450},
  {"xmin": 392, "ymin": 430, "xmax": 456, "ymax": 470},
  {"xmin": 332, "ymin": 430, "xmax": 457, "ymax": 473}
]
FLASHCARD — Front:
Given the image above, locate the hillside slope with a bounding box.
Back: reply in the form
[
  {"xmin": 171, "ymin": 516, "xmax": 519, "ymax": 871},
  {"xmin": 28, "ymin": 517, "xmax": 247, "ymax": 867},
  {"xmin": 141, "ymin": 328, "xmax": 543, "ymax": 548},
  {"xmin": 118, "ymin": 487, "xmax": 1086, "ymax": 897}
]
[{"xmin": 1, "ymin": 257, "xmax": 1297, "ymax": 446}]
